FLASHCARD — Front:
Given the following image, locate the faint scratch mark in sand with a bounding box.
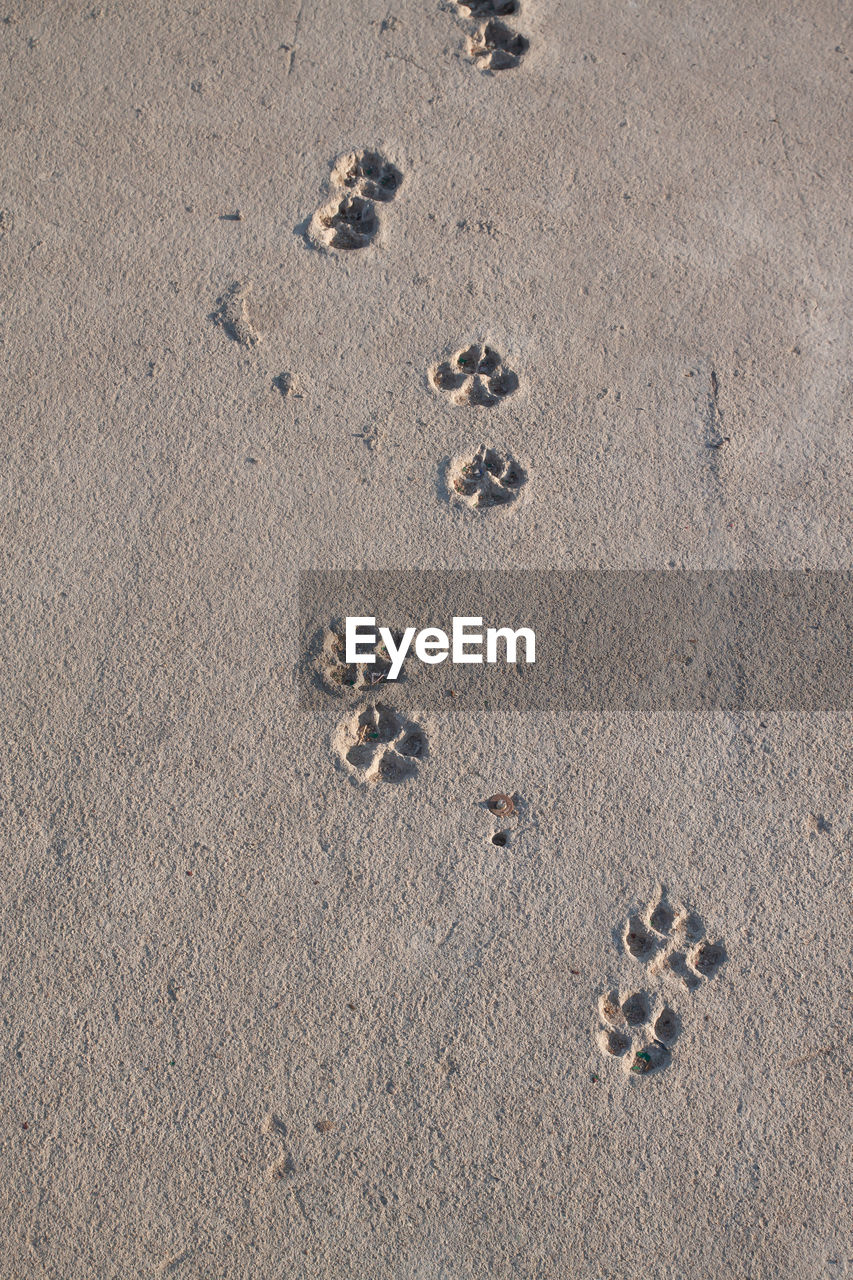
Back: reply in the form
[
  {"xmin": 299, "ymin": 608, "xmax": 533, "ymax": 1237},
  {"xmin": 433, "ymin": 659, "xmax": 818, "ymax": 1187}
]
[
  {"xmin": 157, "ymin": 1252, "xmax": 192, "ymax": 1276},
  {"xmin": 786, "ymin": 1043, "xmax": 844, "ymax": 1068},
  {"xmin": 288, "ymin": 0, "xmax": 306, "ymax": 75},
  {"xmin": 705, "ymin": 367, "xmax": 729, "ymax": 455},
  {"xmin": 291, "ymin": 1186, "xmax": 313, "ymax": 1225},
  {"xmin": 771, "ymin": 99, "xmax": 827, "ymax": 276},
  {"xmin": 382, "ymin": 49, "xmax": 442, "ymax": 99}
]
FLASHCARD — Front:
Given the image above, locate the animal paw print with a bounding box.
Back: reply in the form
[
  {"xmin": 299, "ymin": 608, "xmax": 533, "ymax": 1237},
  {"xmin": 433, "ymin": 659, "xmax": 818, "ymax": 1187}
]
[
  {"xmin": 309, "ymin": 150, "xmax": 403, "ymax": 251},
  {"xmin": 330, "ymin": 150, "xmax": 402, "ymax": 202},
  {"xmin": 447, "ymin": 445, "xmax": 527, "ymax": 510},
  {"xmin": 312, "ymin": 626, "xmax": 401, "ymax": 696},
  {"xmin": 429, "ymin": 343, "xmax": 519, "ymax": 406},
  {"xmin": 335, "ymin": 702, "xmax": 427, "ymax": 785},
  {"xmin": 450, "ymin": 0, "xmax": 529, "ymax": 70},
  {"xmin": 595, "ymin": 889, "xmax": 727, "ymax": 1078},
  {"xmin": 467, "ymin": 18, "xmax": 529, "ymax": 71},
  {"xmin": 598, "ymin": 989, "xmax": 681, "ymax": 1076},
  {"xmin": 623, "ymin": 889, "xmax": 727, "ymax": 991}
]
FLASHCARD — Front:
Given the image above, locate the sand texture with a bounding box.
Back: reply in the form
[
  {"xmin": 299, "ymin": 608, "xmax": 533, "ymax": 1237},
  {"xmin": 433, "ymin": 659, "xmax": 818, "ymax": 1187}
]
[{"xmin": 1, "ymin": 1, "xmax": 851, "ymax": 1276}]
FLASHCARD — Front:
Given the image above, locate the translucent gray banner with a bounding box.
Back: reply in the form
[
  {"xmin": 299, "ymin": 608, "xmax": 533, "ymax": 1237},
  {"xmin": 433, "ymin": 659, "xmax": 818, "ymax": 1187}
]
[{"xmin": 298, "ymin": 572, "xmax": 853, "ymax": 711}]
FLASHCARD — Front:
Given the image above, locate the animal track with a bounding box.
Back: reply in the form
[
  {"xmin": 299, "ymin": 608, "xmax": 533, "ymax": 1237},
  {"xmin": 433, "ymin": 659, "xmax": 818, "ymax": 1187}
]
[
  {"xmin": 624, "ymin": 890, "xmax": 727, "ymax": 989},
  {"xmin": 430, "ymin": 343, "xmax": 519, "ymax": 407},
  {"xmin": 212, "ymin": 281, "xmax": 260, "ymax": 348},
  {"xmin": 330, "ymin": 150, "xmax": 402, "ymax": 202},
  {"xmin": 309, "ymin": 150, "xmax": 403, "ymax": 251},
  {"xmin": 596, "ymin": 889, "xmax": 727, "ymax": 1077},
  {"xmin": 312, "ymin": 195, "xmax": 378, "ymax": 250},
  {"xmin": 447, "ymin": 445, "xmax": 527, "ymax": 511},
  {"xmin": 447, "ymin": 0, "xmax": 529, "ymax": 71},
  {"xmin": 597, "ymin": 989, "xmax": 680, "ymax": 1075},
  {"xmin": 312, "ymin": 626, "xmax": 402, "ymax": 696},
  {"xmin": 334, "ymin": 702, "xmax": 427, "ymax": 785},
  {"xmin": 272, "ymin": 371, "xmax": 304, "ymax": 400},
  {"xmin": 467, "ymin": 18, "xmax": 529, "ymax": 70}
]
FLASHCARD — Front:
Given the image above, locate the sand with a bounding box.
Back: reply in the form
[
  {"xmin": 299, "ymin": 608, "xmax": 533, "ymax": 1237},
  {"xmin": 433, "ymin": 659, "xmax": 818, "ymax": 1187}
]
[{"xmin": 1, "ymin": 1, "xmax": 851, "ymax": 1276}]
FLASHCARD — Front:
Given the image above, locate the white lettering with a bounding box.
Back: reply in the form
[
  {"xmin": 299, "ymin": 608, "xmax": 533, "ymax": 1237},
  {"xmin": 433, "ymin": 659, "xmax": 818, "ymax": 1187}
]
[
  {"xmin": 345, "ymin": 616, "xmax": 377, "ymax": 664},
  {"xmin": 452, "ymin": 616, "xmax": 483, "ymax": 664},
  {"xmin": 379, "ymin": 626, "xmax": 416, "ymax": 681},
  {"xmin": 414, "ymin": 628, "xmax": 449, "ymax": 664},
  {"xmin": 343, "ymin": 617, "xmax": 536, "ymax": 673},
  {"xmin": 485, "ymin": 626, "xmax": 536, "ymax": 664}
]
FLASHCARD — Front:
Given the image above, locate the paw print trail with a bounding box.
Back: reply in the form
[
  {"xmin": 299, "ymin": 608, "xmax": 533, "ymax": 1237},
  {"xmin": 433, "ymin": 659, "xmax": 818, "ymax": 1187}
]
[
  {"xmin": 595, "ymin": 888, "xmax": 727, "ymax": 1078},
  {"xmin": 309, "ymin": 150, "xmax": 403, "ymax": 252},
  {"xmin": 449, "ymin": 0, "xmax": 529, "ymax": 71}
]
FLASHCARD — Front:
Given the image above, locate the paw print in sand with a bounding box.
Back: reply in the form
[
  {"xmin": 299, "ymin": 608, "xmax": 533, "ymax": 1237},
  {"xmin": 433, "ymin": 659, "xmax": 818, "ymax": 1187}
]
[
  {"xmin": 312, "ymin": 626, "xmax": 402, "ymax": 696},
  {"xmin": 623, "ymin": 890, "xmax": 727, "ymax": 988},
  {"xmin": 598, "ymin": 990, "xmax": 681, "ymax": 1076},
  {"xmin": 596, "ymin": 888, "xmax": 727, "ymax": 1077},
  {"xmin": 448, "ymin": 0, "xmax": 528, "ymax": 73},
  {"xmin": 330, "ymin": 150, "xmax": 402, "ymax": 202},
  {"xmin": 447, "ymin": 445, "xmax": 527, "ymax": 511},
  {"xmin": 467, "ymin": 19, "xmax": 529, "ymax": 71},
  {"xmin": 313, "ymin": 196, "xmax": 378, "ymax": 250},
  {"xmin": 429, "ymin": 343, "xmax": 519, "ymax": 407},
  {"xmin": 334, "ymin": 703, "xmax": 428, "ymax": 785},
  {"xmin": 309, "ymin": 150, "xmax": 402, "ymax": 251}
]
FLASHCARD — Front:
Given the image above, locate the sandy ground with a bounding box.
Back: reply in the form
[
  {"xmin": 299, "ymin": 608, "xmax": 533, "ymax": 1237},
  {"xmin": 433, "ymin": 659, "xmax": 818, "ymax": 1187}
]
[{"xmin": 1, "ymin": 1, "xmax": 851, "ymax": 1276}]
